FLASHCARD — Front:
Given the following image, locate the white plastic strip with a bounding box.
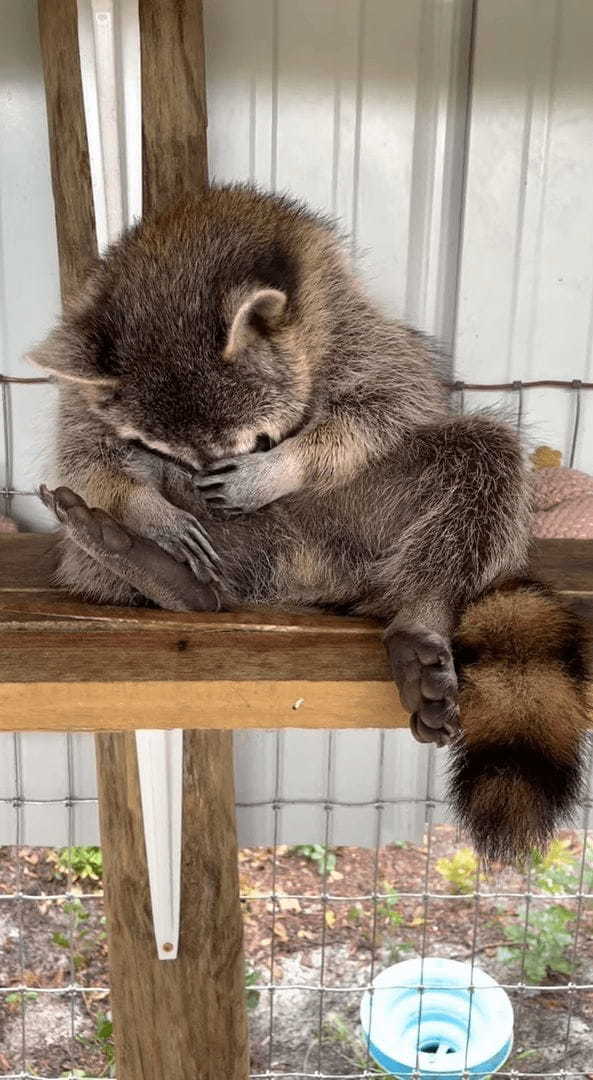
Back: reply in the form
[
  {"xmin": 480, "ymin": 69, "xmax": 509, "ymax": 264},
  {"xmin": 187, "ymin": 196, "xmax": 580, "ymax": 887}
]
[
  {"xmin": 90, "ymin": 0, "xmax": 124, "ymax": 241},
  {"xmin": 76, "ymin": 0, "xmax": 142, "ymax": 249},
  {"xmin": 135, "ymin": 730, "xmax": 184, "ymax": 960}
]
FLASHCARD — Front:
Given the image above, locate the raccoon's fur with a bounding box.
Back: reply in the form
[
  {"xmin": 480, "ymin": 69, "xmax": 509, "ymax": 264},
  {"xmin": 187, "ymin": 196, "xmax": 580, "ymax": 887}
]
[{"xmin": 30, "ymin": 184, "xmax": 591, "ymax": 862}]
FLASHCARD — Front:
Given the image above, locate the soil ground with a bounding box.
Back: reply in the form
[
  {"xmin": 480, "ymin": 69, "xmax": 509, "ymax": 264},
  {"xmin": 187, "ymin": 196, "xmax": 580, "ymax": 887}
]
[{"xmin": 1, "ymin": 827, "xmax": 592, "ymax": 1078}]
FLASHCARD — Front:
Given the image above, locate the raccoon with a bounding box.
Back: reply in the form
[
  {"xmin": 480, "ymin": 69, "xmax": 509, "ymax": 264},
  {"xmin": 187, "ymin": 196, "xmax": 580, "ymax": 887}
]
[{"xmin": 31, "ymin": 185, "xmax": 590, "ymax": 862}]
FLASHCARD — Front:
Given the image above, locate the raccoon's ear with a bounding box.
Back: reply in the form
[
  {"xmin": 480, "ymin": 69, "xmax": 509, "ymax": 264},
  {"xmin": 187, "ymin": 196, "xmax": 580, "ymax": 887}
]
[
  {"xmin": 224, "ymin": 288, "xmax": 288, "ymax": 358},
  {"xmin": 26, "ymin": 327, "xmax": 119, "ymax": 389}
]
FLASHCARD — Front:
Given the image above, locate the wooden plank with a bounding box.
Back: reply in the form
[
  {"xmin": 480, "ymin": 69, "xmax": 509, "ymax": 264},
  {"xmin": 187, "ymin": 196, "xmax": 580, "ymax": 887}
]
[
  {"xmin": 0, "ymin": 534, "xmax": 58, "ymax": 591},
  {"xmin": 0, "ymin": 679, "xmax": 405, "ymax": 731},
  {"xmin": 139, "ymin": 0, "xmax": 209, "ymax": 215},
  {"xmin": 0, "ymin": 616, "xmax": 389, "ymax": 684},
  {"xmin": 1, "ymin": 532, "xmax": 592, "ymax": 729},
  {"xmin": 97, "ymin": 731, "xmax": 249, "ymax": 1080},
  {"xmin": 1, "ymin": 535, "xmax": 592, "ymax": 701},
  {"xmin": 38, "ymin": 0, "xmax": 97, "ymax": 299}
]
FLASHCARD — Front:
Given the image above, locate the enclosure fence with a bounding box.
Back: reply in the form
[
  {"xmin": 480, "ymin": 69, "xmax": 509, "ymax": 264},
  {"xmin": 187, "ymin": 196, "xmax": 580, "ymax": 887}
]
[
  {"xmin": 1, "ymin": 376, "xmax": 593, "ymax": 1078},
  {"xmin": 1, "ymin": 730, "xmax": 592, "ymax": 1078}
]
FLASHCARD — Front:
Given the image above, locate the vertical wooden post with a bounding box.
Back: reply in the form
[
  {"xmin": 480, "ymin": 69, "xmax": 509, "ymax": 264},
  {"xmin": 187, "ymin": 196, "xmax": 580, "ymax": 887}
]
[
  {"xmin": 139, "ymin": 0, "xmax": 209, "ymax": 215},
  {"xmin": 38, "ymin": 0, "xmax": 97, "ymax": 299},
  {"xmin": 38, "ymin": 2, "xmax": 249, "ymax": 1076},
  {"xmin": 96, "ymin": 733, "xmax": 249, "ymax": 1078}
]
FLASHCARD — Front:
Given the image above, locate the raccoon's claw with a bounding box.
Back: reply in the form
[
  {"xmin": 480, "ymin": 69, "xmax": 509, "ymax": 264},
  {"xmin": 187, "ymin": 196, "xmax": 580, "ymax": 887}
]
[
  {"xmin": 384, "ymin": 621, "xmax": 460, "ymax": 747},
  {"xmin": 152, "ymin": 521, "xmax": 222, "ymax": 584}
]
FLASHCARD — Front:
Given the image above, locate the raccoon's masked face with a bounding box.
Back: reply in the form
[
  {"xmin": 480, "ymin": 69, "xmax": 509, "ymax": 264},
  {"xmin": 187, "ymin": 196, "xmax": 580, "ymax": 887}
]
[
  {"xmin": 102, "ymin": 289, "xmax": 311, "ymax": 469},
  {"xmin": 31, "ymin": 286, "xmax": 312, "ymax": 471}
]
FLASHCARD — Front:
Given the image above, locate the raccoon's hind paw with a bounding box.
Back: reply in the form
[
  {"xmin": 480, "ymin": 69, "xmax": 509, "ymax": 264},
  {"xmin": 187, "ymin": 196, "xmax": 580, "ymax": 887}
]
[
  {"xmin": 39, "ymin": 485, "xmax": 220, "ymax": 612},
  {"xmin": 40, "ymin": 485, "xmax": 133, "ymax": 553},
  {"xmin": 384, "ymin": 621, "xmax": 460, "ymax": 747}
]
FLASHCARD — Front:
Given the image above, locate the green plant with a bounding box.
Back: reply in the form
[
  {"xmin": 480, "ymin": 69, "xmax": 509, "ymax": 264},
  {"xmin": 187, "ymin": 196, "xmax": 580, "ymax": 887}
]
[
  {"xmin": 245, "ymin": 966, "xmax": 262, "ymax": 1010},
  {"xmin": 530, "ymin": 839, "xmax": 593, "ymax": 896},
  {"xmin": 499, "ymin": 840, "xmax": 593, "ymax": 985},
  {"xmin": 529, "ymin": 838, "xmax": 575, "ymax": 894},
  {"xmin": 5, "ymin": 990, "xmax": 38, "ymax": 1008},
  {"xmin": 291, "ymin": 843, "xmax": 337, "ymax": 877},
  {"xmin": 52, "ymin": 899, "xmax": 104, "ymax": 971},
  {"xmin": 347, "ymin": 904, "xmax": 363, "ymax": 924},
  {"xmin": 435, "ymin": 848, "xmax": 479, "ymax": 894},
  {"xmin": 499, "ymin": 904, "xmax": 575, "ymax": 984},
  {"xmin": 50, "ymin": 846, "xmax": 103, "ymax": 883},
  {"xmin": 77, "ymin": 1012, "xmax": 115, "ymax": 1077},
  {"xmin": 377, "ymin": 885, "xmax": 404, "ymax": 927}
]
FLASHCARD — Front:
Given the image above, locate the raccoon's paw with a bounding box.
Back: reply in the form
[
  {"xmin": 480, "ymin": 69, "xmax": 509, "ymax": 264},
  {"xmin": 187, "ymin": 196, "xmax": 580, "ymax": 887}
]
[
  {"xmin": 194, "ymin": 445, "xmax": 303, "ymax": 513},
  {"xmin": 40, "ymin": 485, "xmax": 136, "ymax": 555},
  {"xmin": 384, "ymin": 621, "xmax": 460, "ymax": 747},
  {"xmin": 39, "ymin": 486, "xmax": 221, "ymax": 612},
  {"xmin": 138, "ymin": 506, "xmax": 222, "ymax": 583}
]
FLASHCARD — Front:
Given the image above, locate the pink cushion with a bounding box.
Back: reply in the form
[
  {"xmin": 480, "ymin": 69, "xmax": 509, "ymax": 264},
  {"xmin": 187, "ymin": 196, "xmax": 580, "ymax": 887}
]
[{"xmin": 532, "ymin": 467, "xmax": 593, "ymax": 539}]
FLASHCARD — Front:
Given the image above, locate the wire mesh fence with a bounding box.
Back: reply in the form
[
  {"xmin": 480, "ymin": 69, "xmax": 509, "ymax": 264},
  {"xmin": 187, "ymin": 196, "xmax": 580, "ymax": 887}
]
[
  {"xmin": 2, "ymin": 375, "xmax": 593, "ymax": 511},
  {"xmin": 1, "ymin": 730, "xmax": 593, "ymax": 1078},
  {"xmin": 1, "ymin": 375, "xmax": 593, "ymax": 1078}
]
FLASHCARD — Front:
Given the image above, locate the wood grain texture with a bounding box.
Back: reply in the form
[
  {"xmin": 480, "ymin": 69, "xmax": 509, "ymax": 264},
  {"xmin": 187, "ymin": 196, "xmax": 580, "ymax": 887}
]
[
  {"xmin": 1, "ymin": 534, "xmax": 592, "ymax": 728},
  {"xmin": 1, "ymin": 679, "xmax": 406, "ymax": 730},
  {"xmin": 1, "ymin": 533, "xmax": 592, "ymax": 729},
  {"xmin": 96, "ymin": 731, "xmax": 249, "ymax": 1080},
  {"xmin": 139, "ymin": 0, "xmax": 209, "ymax": 214},
  {"xmin": 38, "ymin": 0, "xmax": 97, "ymax": 298}
]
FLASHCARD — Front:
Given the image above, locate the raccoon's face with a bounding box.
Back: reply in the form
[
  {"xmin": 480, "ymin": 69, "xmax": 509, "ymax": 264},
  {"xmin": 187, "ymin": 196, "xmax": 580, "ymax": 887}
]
[
  {"xmin": 97, "ymin": 289, "xmax": 311, "ymax": 468},
  {"xmin": 32, "ymin": 285, "xmax": 312, "ymax": 470}
]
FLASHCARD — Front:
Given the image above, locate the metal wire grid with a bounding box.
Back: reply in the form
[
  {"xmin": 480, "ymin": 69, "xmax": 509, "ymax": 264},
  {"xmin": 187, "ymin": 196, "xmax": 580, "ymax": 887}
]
[
  {"xmin": 1, "ymin": 374, "xmax": 593, "ymax": 1078},
  {"xmin": 1, "ymin": 736, "xmax": 593, "ymax": 1079},
  {"xmin": 2, "ymin": 375, "xmax": 593, "ymax": 507}
]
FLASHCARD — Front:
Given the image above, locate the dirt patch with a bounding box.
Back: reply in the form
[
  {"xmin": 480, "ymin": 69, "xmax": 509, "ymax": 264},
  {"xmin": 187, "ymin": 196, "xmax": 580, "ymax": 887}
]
[{"xmin": 1, "ymin": 829, "xmax": 592, "ymax": 1077}]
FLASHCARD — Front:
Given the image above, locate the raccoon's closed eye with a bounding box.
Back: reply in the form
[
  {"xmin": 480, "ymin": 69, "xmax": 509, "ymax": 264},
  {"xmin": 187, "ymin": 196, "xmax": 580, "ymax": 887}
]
[
  {"xmin": 126, "ymin": 437, "xmax": 190, "ymax": 468},
  {"xmin": 254, "ymin": 434, "xmax": 276, "ymax": 453}
]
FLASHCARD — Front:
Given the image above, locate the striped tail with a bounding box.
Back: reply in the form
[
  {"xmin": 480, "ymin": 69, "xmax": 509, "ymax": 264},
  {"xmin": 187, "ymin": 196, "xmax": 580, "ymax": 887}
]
[{"xmin": 451, "ymin": 580, "xmax": 591, "ymax": 863}]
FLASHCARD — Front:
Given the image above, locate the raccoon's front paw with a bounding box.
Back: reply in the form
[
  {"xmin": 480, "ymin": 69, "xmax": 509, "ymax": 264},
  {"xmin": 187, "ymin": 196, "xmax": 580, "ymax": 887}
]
[
  {"xmin": 137, "ymin": 506, "xmax": 222, "ymax": 583},
  {"xmin": 384, "ymin": 621, "xmax": 460, "ymax": 747},
  {"xmin": 194, "ymin": 445, "xmax": 303, "ymax": 513}
]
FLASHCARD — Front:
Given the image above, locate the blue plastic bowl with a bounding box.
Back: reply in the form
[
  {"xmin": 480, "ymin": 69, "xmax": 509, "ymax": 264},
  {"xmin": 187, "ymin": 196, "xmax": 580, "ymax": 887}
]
[{"xmin": 360, "ymin": 957, "xmax": 513, "ymax": 1079}]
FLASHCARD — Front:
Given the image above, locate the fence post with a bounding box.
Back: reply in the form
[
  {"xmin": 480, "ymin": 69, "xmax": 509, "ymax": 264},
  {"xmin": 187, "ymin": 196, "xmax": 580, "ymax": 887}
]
[
  {"xmin": 38, "ymin": 1, "xmax": 249, "ymax": 1075},
  {"xmin": 96, "ymin": 732, "xmax": 249, "ymax": 1078}
]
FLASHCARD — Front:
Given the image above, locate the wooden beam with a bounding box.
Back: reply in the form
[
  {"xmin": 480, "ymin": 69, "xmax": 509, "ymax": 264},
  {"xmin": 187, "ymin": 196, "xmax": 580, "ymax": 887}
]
[
  {"xmin": 36, "ymin": 0, "xmax": 249, "ymax": 1074},
  {"xmin": 97, "ymin": 731, "xmax": 249, "ymax": 1080},
  {"xmin": 139, "ymin": 0, "xmax": 209, "ymax": 216},
  {"xmin": 38, "ymin": 0, "xmax": 97, "ymax": 299},
  {"xmin": 5, "ymin": 533, "xmax": 593, "ymax": 598},
  {"xmin": 1, "ymin": 680, "xmax": 404, "ymax": 731},
  {"xmin": 1, "ymin": 534, "xmax": 592, "ymax": 730}
]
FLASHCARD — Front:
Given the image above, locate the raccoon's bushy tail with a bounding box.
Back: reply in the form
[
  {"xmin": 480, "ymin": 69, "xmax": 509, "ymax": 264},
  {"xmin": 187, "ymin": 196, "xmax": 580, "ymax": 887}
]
[{"xmin": 451, "ymin": 580, "xmax": 591, "ymax": 863}]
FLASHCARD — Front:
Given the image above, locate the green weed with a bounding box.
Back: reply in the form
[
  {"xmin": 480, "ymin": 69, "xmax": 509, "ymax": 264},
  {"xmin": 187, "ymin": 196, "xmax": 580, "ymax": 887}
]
[
  {"xmin": 49, "ymin": 846, "xmax": 103, "ymax": 884},
  {"xmin": 290, "ymin": 844, "xmax": 337, "ymax": 877},
  {"xmin": 435, "ymin": 848, "xmax": 479, "ymax": 894}
]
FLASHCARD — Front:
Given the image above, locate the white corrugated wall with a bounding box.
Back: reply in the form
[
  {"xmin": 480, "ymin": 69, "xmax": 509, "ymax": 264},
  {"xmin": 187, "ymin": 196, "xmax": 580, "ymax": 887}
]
[{"xmin": 1, "ymin": 0, "xmax": 592, "ymax": 847}]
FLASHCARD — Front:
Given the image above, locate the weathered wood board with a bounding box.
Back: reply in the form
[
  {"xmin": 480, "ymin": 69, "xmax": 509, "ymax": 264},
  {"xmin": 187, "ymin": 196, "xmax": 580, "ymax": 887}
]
[{"xmin": 1, "ymin": 533, "xmax": 592, "ymax": 730}]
